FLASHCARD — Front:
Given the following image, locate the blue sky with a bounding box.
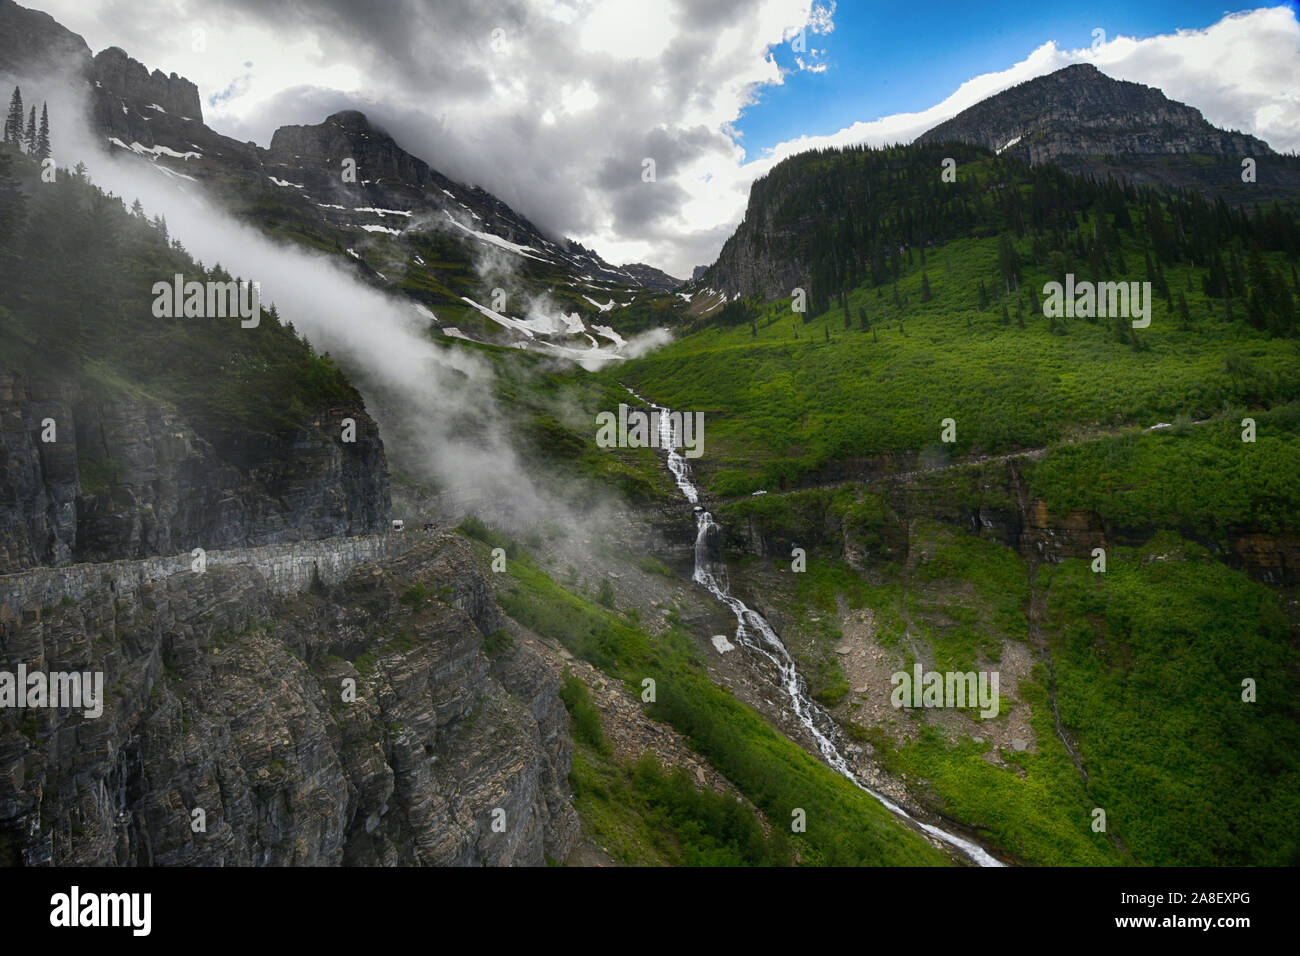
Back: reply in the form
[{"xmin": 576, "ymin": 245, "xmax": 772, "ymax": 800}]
[{"xmin": 747, "ymin": 1, "xmax": 1275, "ymax": 154}]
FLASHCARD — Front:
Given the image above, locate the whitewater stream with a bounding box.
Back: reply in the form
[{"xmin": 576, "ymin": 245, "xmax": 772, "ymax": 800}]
[{"xmin": 628, "ymin": 388, "xmax": 1003, "ymax": 867}]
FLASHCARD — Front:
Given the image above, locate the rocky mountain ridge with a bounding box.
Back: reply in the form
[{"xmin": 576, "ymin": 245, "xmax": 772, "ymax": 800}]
[
  {"xmin": 698, "ymin": 63, "xmax": 1296, "ymax": 297},
  {"xmin": 916, "ymin": 64, "xmax": 1272, "ymax": 164},
  {"xmin": 0, "ymin": 0, "xmax": 662, "ymax": 295}
]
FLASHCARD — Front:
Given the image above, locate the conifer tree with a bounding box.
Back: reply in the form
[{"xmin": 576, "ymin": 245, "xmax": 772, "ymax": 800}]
[
  {"xmin": 24, "ymin": 105, "xmax": 35, "ymax": 153},
  {"xmin": 35, "ymin": 103, "xmax": 50, "ymax": 160},
  {"xmin": 2, "ymin": 87, "xmax": 21, "ymax": 145}
]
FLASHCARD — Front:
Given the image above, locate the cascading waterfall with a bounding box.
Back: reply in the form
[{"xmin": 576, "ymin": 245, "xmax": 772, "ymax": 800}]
[{"xmin": 629, "ymin": 387, "xmax": 1003, "ymax": 867}]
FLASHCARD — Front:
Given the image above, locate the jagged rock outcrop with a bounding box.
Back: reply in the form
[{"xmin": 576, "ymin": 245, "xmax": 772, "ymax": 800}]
[
  {"xmin": 0, "ymin": 368, "xmax": 390, "ymax": 573},
  {"xmin": 87, "ymin": 46, "xmax": 255, "ymax": 166},
  {"xmin": 92, "ymin": 46, "xmax": 201, "ymax": 122},
  {"xmin": 270, "ymin": 110, "xmax": 440, "ymax": 191},
  {"xmin": 0, "ymin": 533, "xmax": 578, "ymax": 866},
  {"xmin": 704, "ymin": 172, "xmax": 812, "ymax": 301}
]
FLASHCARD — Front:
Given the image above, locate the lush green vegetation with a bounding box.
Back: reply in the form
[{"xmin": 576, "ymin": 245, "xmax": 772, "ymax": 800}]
[
  {"xmin": 569, "ymin": 748, "xmax": 793, "ymax": 866},
  {"xmin": 486, "ymin": 541, "xmax": 951, "ymax": 866},
  {"xmin": 1041, "ymin": 536, "xmax": 1300, "ymax": 865},
  {"xmin": 558, "ymin": 673, "xmax": 609, "ymax": 756},
  {"xmin": 618, "ymin": 147, "xmax": 1300, "ymax": 493},
  {"xmin": 1029, "ymin": 400, "xmax": 1300, "ymax": 537},
  {"xmin": 477, "ymin": 344, "xmax": 676, "ymax": 503},
  {"xmin": 713, "ymin": 479, "xmax": 1299, "ymax": 865},
  {"xmin": 557, "ymin": 672, "xmax": 792, "ymax": 865}
]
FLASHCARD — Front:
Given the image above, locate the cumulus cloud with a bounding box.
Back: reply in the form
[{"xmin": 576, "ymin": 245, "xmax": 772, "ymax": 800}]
[{"xmin": 24, "ymin": 1, "xmax": 1300, "ymax": 278}]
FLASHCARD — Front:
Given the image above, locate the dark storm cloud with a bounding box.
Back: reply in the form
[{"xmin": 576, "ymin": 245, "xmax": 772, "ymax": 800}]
[{"xmin": 36, "ymin": 0, "xmax": 838, "ymax": 274}]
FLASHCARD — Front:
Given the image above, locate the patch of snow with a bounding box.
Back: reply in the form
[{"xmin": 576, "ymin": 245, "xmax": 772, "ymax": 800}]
[
  {"xmin": 441, "ymin": 327, "xmax": 473, "ymax": 341},
  {"xmin": 353, "ymin": 206, "xmax": 412, "ymax": 217},
  {"xmin": 151, "ymin": 165, "xmax": 197, "ymax": 182},
  {"xmin": 443, "ymin": 211, "xmax": 548, "ymax": 262},
  {"xmin": 751, "ymin": 490, "xmax": 767, "ymax": 496},
  {"xmin": 268, "ymin": 176, "xmax": 304, "ymax": 188},
  {"xmin": 346, "ymin": 248, "xmax": 362, "ymax": 260},
  {"xmin": 711, "ymin": 634, "xmax": 736, "ymax": 654},
  {"xmin": 995, "ymin": 135, "xmax": 1022, "ymax": 156},
  {"xmin": 360, "ymin": 224, "xmax": 402, "ymax": 235},
  {"xmin": 152, "ymin": 144, "xmax": 201, "ymax": 160},
  {"xmin": 315, "ymin": 203, "xmax": 345, "ymax": 209},
  {"xmin": 582, "ymin": 295, "xmax": 616, "ymax": 312},
  {"xmin": 413, "ymin": 254, "xmax": 426, "ymax": 265},
  {"xmin": 113, "ymin": 139, "xmax": 201, "ymax": 160},
  {"xmin": 557, "ymin": 311, "xmax": 586, "ymax": 335},
  {"xmin": 591, "ymin": 324, "xmax": 626, "ymax": 347},
  {"xmin": 146, "ymin": 103, "xmax": 167, "ymax": 113},
  {"xmin": 461, "ymin": 296, "xmax": 536, "ymax": 338}
]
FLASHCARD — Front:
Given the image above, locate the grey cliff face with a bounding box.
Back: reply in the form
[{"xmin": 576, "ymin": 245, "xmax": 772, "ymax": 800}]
[
  {"xmin": 0, "ymin": 534, "xmax": 578, "ymax": 866},
  {"xmin": 92, "ymin": 47, "xmax": 202, "ymax": 123},
  {"xmin": 0, "ymin": 369, "xmax": 390, "ymax": 573}
]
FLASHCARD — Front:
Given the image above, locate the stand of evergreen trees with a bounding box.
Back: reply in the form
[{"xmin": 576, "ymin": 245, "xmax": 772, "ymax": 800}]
[
  {"xmin": 744, "ymin": 141, "xmax": 1299, "ymax": 336},
  {"xmin": 0, "ymin": 143, "xmax": 358, "ymax": 436},
  {"xmin": 3, "ymin": 86, "xmax": 51, "ymax": 159}
]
